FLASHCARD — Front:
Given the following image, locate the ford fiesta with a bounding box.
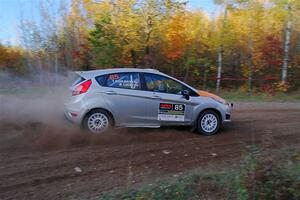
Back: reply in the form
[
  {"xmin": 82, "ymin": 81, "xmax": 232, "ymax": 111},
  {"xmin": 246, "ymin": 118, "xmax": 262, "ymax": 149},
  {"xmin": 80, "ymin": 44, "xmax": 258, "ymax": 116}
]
[{"xmin": 64, "ymin": 68, "xmax": 232, "ymax": 135}]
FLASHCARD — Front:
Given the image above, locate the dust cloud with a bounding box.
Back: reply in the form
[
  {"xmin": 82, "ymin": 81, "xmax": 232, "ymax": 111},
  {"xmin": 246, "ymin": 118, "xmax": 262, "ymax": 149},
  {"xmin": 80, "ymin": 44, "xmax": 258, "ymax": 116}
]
[
  {"xmin": 0, "ymin": 71, "xmax": 74, "ymax": 126},
  {"xmin": 0, "ymin": 71, "xmax": 89, "ymax": 152}
]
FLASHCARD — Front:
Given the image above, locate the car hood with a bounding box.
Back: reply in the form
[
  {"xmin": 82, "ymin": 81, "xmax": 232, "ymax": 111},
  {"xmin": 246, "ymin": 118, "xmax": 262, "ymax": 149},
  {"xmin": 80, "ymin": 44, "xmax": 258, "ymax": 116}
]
[{"xmin": 197, "ymin": 90, "xmax": 226, "ymax": 104}]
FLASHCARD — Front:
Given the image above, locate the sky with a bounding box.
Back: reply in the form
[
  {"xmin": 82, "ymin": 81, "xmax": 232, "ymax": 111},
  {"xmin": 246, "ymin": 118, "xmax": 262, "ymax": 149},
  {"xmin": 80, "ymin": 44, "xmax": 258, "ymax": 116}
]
[{"xmin": 0, "ymin": 0, "xmax": 217, "ymax": 46}]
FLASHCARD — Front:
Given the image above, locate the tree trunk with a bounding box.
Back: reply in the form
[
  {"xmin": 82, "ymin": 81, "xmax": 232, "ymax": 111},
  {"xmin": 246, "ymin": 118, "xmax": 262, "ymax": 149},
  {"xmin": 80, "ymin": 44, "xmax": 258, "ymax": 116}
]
[
  {"xmin": 248, "ymin": 60, "xmax": 253, "ymax": 96},
  {"xmin": 131, "ymin": 49, "xmax": 137, "ymax": 67},
  {"xmin": 203, "ymin": 66, "xmax": 207, "ymax": 90},
  {"xmin": 282, "ymin": 18, "xmax": 292, "ymax": 83},
  {"xmin": 171, "ymin": 64, "xmax": 175, "ymax": 76},
  {"xmin": 37, "ymin": 56, "xmax": 43, "ymax": 84},
  {"xmin": 216, "ymin": 47, "xmax": 222, "ymax": 93},
  {"xmin": 54, "ymin": 51, "xmax": 59, "ymax": 84},
  {"xmin": 144, "ymin": 46, "xmax": 151, "ymax": 67},
  {"xmin": 247, "ymin": 30, "xmax": 254, "ymax": 96},
  {"xmin": 144, "ymin": 15, "xmax": 152, "ymax": 68},
  {"xmin": 216, "ymin": 4, "xmax": 228, "ymax": 93},
  {"xmin": 184, "ymin": 64, "xmax": 190, "ymax": 83}
]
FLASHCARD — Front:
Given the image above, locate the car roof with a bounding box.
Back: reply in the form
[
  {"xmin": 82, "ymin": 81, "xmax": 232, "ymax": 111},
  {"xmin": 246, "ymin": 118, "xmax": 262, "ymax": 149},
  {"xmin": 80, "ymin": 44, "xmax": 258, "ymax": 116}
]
[
  {"xmin": 75, "ymin": 68, "xmax": 163, "ymax": 79},
  {"xmin": 75, "ymin": 67, "xmax": 199, "ymax": 93}
]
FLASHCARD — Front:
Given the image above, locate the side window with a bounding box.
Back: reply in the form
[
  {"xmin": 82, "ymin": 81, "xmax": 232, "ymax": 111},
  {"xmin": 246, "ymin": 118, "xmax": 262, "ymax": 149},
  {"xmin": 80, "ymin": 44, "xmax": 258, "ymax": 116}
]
[
  {"xmin": 106, "ymin": 73, "xmax": 141, "ymax": 90},
  {"xmin": 95, "ymin": 75, "xmax": 106, "ymax": 86},
  {"xmin": 144, "ymin": 73, "xmax": 186, "ymax": 95}
]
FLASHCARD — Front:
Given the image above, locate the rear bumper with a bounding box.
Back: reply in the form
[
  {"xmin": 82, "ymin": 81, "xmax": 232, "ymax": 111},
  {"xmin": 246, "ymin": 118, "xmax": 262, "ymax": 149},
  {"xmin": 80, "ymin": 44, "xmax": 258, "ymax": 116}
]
[
  {"xmin": 64, "ymin": 104, "xmax": 84, "ymax": 125},
  {"xmin": 64, "ymin": 109, "xmax": 74, "ymax": 122},
  {"xmin": 64, "ymin": 111, "xmax": 74, "ymax": 124}
]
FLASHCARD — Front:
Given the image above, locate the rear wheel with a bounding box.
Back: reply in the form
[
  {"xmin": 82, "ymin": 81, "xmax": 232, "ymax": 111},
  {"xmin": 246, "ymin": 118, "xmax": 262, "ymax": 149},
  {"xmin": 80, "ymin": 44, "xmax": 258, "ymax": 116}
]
[
  {"xmin": 83, "ymin": 109, "xmax": 112, "ymax": 134},
  {"xmin": 197, "ymin": 110, "xmax": 220, "ymax": 136}
]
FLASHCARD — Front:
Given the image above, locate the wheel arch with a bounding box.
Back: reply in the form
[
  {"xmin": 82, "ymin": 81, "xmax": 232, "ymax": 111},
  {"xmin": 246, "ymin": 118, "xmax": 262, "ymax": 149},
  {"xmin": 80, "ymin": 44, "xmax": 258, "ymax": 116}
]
[
  {"xmin": 198, "ymin": 108, "xmax": 222, "ymax": 121},
  {"xmin": 192, "ymin": 107, "xmax": 222, "ymax": 132},
  {"xmin": 81, "ymin": 108, "xmax": 115, "ymax": 128},
  {"xmin": 191, "ymin": 108, "xmax": 222, "ymax": 135}
]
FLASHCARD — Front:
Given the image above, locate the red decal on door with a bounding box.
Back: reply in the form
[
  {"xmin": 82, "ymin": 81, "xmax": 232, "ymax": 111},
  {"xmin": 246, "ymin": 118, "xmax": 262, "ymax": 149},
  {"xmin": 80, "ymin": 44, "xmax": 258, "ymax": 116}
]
[{"xmin": 160, "ymin": 103, "xmax": 172, "ymax": 109}]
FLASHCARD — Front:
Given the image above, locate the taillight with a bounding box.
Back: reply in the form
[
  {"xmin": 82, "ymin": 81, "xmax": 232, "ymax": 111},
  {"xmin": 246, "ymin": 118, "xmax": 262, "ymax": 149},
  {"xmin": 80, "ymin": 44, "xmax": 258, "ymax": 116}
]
[{"xmin": 72, "ymin": 79, "xmax": 92, "ymax": 96}]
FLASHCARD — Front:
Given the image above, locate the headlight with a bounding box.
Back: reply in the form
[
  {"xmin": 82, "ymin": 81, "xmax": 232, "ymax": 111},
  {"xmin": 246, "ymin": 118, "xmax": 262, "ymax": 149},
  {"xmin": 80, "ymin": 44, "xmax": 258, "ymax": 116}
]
[
  {"xmin": 197, "ymin": 90, "xmax": 226, "ymax": 105},
  {"xmin": 211, "ymin": 97, "xmax": 227, "ymax": 105}
]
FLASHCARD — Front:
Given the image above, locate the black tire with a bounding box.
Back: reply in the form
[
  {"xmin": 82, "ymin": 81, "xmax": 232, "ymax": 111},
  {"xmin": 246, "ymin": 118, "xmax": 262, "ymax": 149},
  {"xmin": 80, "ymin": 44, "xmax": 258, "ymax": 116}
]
[
  {"xmin": 83, "ymin": 109, "xmax": 113, "ymax": 134},
  {"xmin": 197, "ymin": 110, "xmax": 221, "ymax": 136}
]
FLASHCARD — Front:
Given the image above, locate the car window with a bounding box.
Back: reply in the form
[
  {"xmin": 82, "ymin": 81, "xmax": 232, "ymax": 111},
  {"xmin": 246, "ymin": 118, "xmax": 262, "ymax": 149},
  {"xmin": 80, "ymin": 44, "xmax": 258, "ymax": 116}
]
[
  {"xmin": 106, "ymin": 73, "xmax": 140, "ymax": 90},
  {"xmin": 95, "ymin": 75, "xmax": 106, "ymax": 86},
  {"xmin": 144, "ymin": 73, "xmax": 188, "ymax": 95}
]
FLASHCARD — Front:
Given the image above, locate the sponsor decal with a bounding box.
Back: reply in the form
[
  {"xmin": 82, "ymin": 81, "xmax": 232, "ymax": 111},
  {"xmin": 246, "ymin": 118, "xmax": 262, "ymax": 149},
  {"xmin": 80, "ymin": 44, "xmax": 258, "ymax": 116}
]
[
  {"xmin": 108, "ymin": 74, "xmax": 140, "ymax": 89},
  {"xmin": 160, "ymin": 103, "xmax": 172, "ymax": 109},
  {"xmin": 158, "ymin": 103, "xmax": 185, "ymax": 121},
  {"xmin": 117, "ymin": 80, "xmax": 139, "ymax": 89}
]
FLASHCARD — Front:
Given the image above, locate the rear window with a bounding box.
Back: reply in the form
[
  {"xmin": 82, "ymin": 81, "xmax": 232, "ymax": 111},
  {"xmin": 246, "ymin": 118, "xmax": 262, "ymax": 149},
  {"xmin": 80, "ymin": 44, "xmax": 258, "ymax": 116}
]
[
  {"xmin": 106, "ymin": 73, "xmax": 140, "ymax": 90},
  {"xmin": 72, "ymin": 77, "xmax": 86, "ymax": 86}
]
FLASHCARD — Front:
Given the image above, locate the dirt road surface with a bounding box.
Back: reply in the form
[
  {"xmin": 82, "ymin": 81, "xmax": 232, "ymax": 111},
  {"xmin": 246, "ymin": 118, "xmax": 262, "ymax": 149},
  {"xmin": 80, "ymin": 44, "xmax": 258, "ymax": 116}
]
[{"xmin": 1, "ymin": 102, "xmax": 300, "ymax": 200}]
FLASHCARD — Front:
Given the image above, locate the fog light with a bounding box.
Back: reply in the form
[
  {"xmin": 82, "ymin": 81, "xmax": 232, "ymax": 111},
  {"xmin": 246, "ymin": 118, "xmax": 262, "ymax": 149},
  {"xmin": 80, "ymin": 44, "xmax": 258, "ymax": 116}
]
[{"xmin": 226, "ymin": 114, "xmax": 231, "ymax": 120}]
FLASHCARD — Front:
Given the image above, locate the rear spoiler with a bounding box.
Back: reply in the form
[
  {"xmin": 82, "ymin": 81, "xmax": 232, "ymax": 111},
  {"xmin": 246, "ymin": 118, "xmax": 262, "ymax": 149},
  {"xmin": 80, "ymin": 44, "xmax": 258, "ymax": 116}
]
[
  {"xmin": 75, "ymin": 71, "xmax": 92, "ymax": 79},
  {"xmin": 70, "ymin": 71, "xmax": 91, "ymax": 89}
]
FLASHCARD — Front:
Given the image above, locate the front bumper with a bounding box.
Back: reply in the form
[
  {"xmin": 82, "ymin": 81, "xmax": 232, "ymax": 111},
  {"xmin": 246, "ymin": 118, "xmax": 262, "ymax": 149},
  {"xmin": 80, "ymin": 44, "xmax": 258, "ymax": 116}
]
[{"xmin": 224, "ymin": 103, "xmax": 233, "ymax": 122}]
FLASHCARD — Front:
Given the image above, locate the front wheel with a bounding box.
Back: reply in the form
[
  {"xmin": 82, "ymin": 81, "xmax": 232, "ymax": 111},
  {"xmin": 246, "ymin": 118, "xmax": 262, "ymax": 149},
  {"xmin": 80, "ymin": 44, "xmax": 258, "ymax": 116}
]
[
  {"xmin": 197, "ymin": 110, "xmax": 221, "ymax": 136},
  {"xmin": 83, "ymin": 109, "xmax": 112, "ymax": 134}
]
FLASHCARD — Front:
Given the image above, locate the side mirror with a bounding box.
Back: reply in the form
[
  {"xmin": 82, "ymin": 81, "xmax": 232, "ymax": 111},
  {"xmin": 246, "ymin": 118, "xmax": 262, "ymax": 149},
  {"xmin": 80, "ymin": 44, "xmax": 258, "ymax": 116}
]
[{"xmin": 182, "ymin": 90, "xmax": 190, "ymax": 100}]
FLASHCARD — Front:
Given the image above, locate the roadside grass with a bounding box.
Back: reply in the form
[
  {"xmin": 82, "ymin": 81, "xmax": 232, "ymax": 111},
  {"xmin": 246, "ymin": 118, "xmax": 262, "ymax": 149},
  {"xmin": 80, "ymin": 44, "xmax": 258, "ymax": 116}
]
[
  {"xmin": 98, "ymin": 147, "xmax": 300, "ymax": 200},
  {"xmin": 219, "ymin": 91, "xmax": 300, "ymax": 102}
]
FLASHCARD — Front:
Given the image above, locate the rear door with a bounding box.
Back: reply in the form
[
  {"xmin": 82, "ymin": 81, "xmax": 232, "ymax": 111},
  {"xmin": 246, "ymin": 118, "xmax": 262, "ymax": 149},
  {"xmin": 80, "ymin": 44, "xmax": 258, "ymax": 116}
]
[
  {"xmin": 142, "ymin": 73, "xmax": 199, "ymax": 126},
  {"xmin": 100, "ymin": 72, "xmax": 149, "ymax": 126}
]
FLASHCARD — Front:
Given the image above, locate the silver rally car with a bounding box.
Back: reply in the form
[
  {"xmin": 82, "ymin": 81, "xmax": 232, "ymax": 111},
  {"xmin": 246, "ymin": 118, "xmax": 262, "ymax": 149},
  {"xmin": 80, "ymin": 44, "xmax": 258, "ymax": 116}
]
[{"xmin": 64, "ymin": 68, "xmax": 232, "ymax": 135}]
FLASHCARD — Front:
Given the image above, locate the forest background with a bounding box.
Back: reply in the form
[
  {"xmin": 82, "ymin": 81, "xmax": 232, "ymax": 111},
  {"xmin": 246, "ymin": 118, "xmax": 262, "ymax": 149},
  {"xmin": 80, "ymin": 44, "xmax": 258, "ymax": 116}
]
[{"xmin": 1, "ymin": 0, "xmax": 300, "ymax": 95}]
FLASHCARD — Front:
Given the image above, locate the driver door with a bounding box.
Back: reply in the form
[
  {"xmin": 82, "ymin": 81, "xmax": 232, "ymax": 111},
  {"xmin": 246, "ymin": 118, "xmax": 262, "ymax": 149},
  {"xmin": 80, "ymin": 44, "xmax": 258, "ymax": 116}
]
[{"xmin": 142, "ymin": 73, "xmax": 198, "ymax": 126}]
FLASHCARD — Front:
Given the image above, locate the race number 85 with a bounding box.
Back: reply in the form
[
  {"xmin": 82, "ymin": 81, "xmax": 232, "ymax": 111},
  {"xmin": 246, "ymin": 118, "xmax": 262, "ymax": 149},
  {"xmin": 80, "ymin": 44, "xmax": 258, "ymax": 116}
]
[{"xmin": 174, "ymin": 104, "xmax": 184, "ymax": 111}]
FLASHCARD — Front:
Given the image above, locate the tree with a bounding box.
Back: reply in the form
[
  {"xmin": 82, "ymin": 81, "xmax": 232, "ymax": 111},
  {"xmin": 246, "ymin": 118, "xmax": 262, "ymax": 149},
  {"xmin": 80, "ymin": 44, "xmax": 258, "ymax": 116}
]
[
  {"xmin": 267, "ymin": 0, "xmax": 300, "ymax": 91},
  {"xmin": 160, "ymin": 11, "xmax": 192, "ymax": 75},
  {"xmin": 213, "ymin": 0, "xmax": 232, "ymax": 93},
  {"xmin": 139, "ymin": 0, "xmax": 163, "ymax": 67},
  {"xmin": 89, "ymin": 15, "xmax": 119, "ymax": 67},
  {"xmin": 272, "ymin": 0, "xmax": 300, "ymax": 84},
  {"xmin": 0, "ymin": 44, "xmax": 26, "ymax": 74}
]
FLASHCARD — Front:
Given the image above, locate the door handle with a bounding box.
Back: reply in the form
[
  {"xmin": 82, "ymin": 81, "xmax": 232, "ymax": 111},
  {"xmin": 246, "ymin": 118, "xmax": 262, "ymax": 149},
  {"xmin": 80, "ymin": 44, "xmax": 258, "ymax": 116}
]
[
  {"xmin": 105, "ymin": 91, "xmax": 117, "ymax": 95},
  {"xmin": 152, "ymin": 95, "xmax": 161, "ymax": 99}
]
